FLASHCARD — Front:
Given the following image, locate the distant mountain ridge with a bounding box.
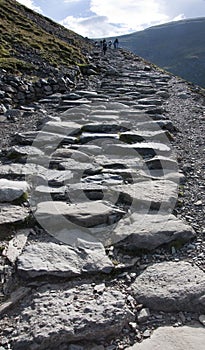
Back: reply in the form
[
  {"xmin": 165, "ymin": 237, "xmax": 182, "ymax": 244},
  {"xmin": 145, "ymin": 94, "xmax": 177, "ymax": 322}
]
[{"xmin": 110, "ymin": 18, "xmax": 205, "ymax": 88}]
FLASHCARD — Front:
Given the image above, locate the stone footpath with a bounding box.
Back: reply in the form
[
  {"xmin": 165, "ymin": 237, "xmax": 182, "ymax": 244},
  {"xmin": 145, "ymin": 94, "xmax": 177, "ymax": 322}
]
[{"xmin": 0, "ymin": 48, "xmax": 205, "ymax": 349}]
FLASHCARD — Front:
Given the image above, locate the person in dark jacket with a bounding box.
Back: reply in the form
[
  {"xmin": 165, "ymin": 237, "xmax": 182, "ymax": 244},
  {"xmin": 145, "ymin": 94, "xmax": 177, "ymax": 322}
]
[
  {"xmin": 113, "ymin": 38, "xmax": 119, "ymax": 49},
  {"xmin": 102, "ymin": 40, "xmax": 107, "ymax": 55}
]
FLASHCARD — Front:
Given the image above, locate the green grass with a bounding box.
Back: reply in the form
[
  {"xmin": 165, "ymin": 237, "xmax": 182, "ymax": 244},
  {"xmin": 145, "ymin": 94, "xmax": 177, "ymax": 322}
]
[{"xmin": 0, "ymin": 0, "xmax": 92, "ymax": 77}]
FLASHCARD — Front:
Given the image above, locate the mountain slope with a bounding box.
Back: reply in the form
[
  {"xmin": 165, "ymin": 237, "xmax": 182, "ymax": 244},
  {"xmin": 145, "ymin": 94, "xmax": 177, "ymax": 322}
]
[
  {"xmin": 113, "ymin": 18, "xmax": 205, "ymax": 88},
  {"xmin": 0, "ymin": 0, "xmax": 91, "ymax": 77}
]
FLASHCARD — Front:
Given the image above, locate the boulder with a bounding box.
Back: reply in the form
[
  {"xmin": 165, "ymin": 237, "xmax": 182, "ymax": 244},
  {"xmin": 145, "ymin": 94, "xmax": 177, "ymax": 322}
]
[
  {"xmin": 0, "ymin": 179, "xmax": 30, "ymax": 202},
  {"xmin": 132, "ymin": 261, "xmax": 205, "ymax": 312}
]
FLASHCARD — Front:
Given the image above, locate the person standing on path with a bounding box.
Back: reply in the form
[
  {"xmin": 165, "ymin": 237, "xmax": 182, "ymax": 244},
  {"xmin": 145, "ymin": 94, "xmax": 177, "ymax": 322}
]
[
  {"xmin": 113, "ymin": 38, "xmax": 119, "ymax": 49},
  {"xmin": 102, "ymin": 39, "xmax": 108, "ymax": 55}
]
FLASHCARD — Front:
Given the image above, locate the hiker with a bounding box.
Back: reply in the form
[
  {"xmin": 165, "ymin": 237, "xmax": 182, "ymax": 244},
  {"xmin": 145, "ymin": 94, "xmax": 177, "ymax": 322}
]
[
  {"xmin": 108, "ymin": 40, "xmax": 112, "ymax": 48},
  {"xmin": 102, "ymin": 40, "xmax": 107, "ymax": 55},
  {"xmin": 113, "ymin": 38, "xmax": 119, "ymax": 49}
]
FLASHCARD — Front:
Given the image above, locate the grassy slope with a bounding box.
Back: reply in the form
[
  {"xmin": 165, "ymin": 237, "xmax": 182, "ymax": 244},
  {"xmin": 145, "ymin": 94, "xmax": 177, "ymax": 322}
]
[
  {"xmin": 0, "ymin": 0, "xmax": 91, "ymax": 76},
  {"xmin": 111, "ymin": 18, "xmax": 205, "ymax": 87}
]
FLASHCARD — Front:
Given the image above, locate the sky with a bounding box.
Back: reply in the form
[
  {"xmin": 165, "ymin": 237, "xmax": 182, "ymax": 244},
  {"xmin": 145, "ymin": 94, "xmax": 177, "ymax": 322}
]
[{"xmin": 17, "ymin": 0, "xmax": 205, "ymax": 38}]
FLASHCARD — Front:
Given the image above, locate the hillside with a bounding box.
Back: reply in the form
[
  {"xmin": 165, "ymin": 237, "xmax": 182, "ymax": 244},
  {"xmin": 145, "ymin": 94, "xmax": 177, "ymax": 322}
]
[
  {"xmin": 0, "ymin": 0, "xmax": 92, "ymax": 77},
  {"xmin": 111, "ymin": 18, "xmax": 205, "ymax": 88}
]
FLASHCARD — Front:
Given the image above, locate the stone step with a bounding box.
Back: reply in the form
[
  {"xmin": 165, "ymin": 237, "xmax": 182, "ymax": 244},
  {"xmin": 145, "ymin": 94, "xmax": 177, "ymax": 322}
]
[
  {"xmin": 102, "ymin": 142, "xmax": 172, "ymax": 157},
  {"xmin": 17, "ymin": 240, "xmax": 113, "ymax": 278},
  {"xmin": 4, "ymin": 282, "xmax": 133, "ymax": 349},
  {"xmin": 127, "ymin": 325, "xmax": 205, "ymax": 350},
  {"xmin": 111, "ymin": 179, "xmax": 178, "ymax": 211},
  {"xmin": 119, "ymin": 130, "xmax": 171, "ymax": 143},
  {"xmin": 131, "ymin": 261, "xmax": 205, "ymax": 313},
  {"xmin": 110, "ymin": 212, "xmax": 195, "ymax": 249},
  {"xmin": 0, "ymin": 204, "xmax": 30, "ymax": 226},
  {"xmin": 0, "ymin": 179, "xmax": 30, "ymax": 203},
  {"xmin": 35, "ymin": 200, "xmax": 126, "ymax": 231},
  {"xmin": 14, "ymin": 131, "xmax": 77, "ymax": 146}
]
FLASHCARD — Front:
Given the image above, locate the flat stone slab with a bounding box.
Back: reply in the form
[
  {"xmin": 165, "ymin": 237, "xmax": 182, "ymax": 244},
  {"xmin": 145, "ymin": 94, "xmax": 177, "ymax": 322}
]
[
  {"xmin": 35, "ymin": 200, "xmax": 126, "ymax": 229},
  {"xmin": 145, "ymin": 156, "xmax": 178, "ymax": 170},
  {"xmin": 136, "ymin": 120, "xmax": 176, "ymax": 132},
  {"xmin": 0, "ymin": 163, "xmax": 46, "ymax": 179},
  {"xmin": 6, "ymin": 145, "xmax": 44, "ymax": 158},
  {"xmin": 103, "ymin": 142, "xmax": 171, "ymax": 157},
  {"xmin": 17, "ymin": 240, "xmax": 113, "ymax": 278},
  {"xmin": 110, "ymin": 213, "xmax": 195, "ymax": 249},
  {"xmin": 51, "ymin": 148, "xmax": 91, "ymax": 162},
  {"xmin": 119, "ymin": 130, "xmax": 170, "ymax": 143},
  {"xmin": 42, "ymin": 121, "xmax": 82, "ymax": 136},
  {"xmin": 3, "ymin": 283, "xmax": 133, "ymax": 349},
  {"xmin": 112, "ymin": 180, "xmax": 178, "ymax": 211},
  {"xmin": 59, "ymin": 159, "xmax": 97, "ymax": 171},
  {"xmin": 81, "ymin": 123, "xmax": 128, "ymax": 133},
  {"xmin": 80, "ymin": 132, "xmax": 118, "ymax": 144},
  {"xmin": 14, "ymin": 131, "xmax": 77, "ymax": 145},
  {"xmin": 33, "ymin": 185, "xmax": 67, "ymax": 200},
  {"xmin": 0, "ymin": 179, "xmax": 30, "ymax": 202},
  {"xmin": 137, "ymin": 97, "xmax": 162, "ymax": 105},
  {"xmin": 34, "ymin": 169, "xmax": 73, "ymax": 187},
  {"xmin": 0, "ymin": 204, "xmax": 30, "ymax": 225},
  {"xmin": 127, "ymin": 324, "xmax": 205, "ymax": 350},
  {"xmin": 132, "ymin": 261, "xmax": 205, "ymax": 312}
]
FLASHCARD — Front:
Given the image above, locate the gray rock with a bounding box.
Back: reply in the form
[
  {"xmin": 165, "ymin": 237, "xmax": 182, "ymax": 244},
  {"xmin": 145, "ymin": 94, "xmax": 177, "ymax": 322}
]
[
  {"xmin": 33, "ymin": 168, "xmax": 73, "ymax": 187},
  {"xmin": 127, "ymin": 324, "xmax": 205, "ymax": 350},
  {"xmin": 0, "ymin": 204, "xmax": 30, "ymax": 225},
  {"xmin": 2, "ymin": 229, "xmax": 31, "ymax": 263},
  {"xmin": 137, "ymin": 308, "xmax": 150, "ymax": 323},
  {"xmin": 51, "ymin": 148, "xmax": 91, "ymax": 162},
  {"xmin": 137, "ymin": 98, "xmax": 162, "ymax": 106},
  {"xmin": 112, "ymin": 180, "xmax": 178, "ymax": 211},
  {"xmin": 0, "ymin": 179, "xmax": 30, "ymax": 202},
  {"xmin": 6, "ymin": 283, "xmax": 133, "ymax": 349},
  {"xmin": 34, "ymin": 185, "xmax": 67, "ymax": 200},
  {"xmin": 81, "ymin": 123, "xmax": 127, "ymax": 133},
  {"xmin": 7, "ymin": 145, "xmax": 44, "ymax": 159},
  {"xmin": 103, "ymin": 142, "xmax": 171, "ymax": 157},
  {"xmin": 42, "ymin": 121, "xmax": 82, "ymax": 136},
  {"xmin": 199, "ymin": 315, "xmax": 205, "ymax": 326},
  {"xmin": 58, "ymin": 159, "xmax": 96, "ymax": 171},
  {"xmin": 145, "ymin": 156, "xmax": 178, "ymax": 170},
  {"xmin": 110, "ymin": 213, "xmax": 195, "ymax": 249},
  {"xmin": 14, "ymin": 131, "xmax": 77, "ymax": 146},
  {"xmin": 119, "ymin": 130, "xmax": 170, "ymax": 143},
  {"xmin": 80, "ymin": 132, "xmax": 118, "ymax": 144},
  {"xmin": 17, "ymin": 240, "xmax": 113, "ymax": 278},
  {"xmin": 0, "ymin": 287, "xmax": 31, "ymax": 315},
  {"xmin": 0, "ymin": 163, "xmax": 46, "ymax": 179},
  {"xmin": 35, "ymin": 200, "xmax": 125, "ymax": 229},
  {"xmin": 132, "ymin": 261, "xmax": 205, "ymax": 312},
  {"xmin": 136, "ymin": 120, "xmax": 176, "ymax": 133}
]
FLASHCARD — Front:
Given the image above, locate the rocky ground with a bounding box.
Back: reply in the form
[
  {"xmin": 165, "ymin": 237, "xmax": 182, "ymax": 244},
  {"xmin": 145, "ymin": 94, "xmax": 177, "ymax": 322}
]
[{"xmin": 0, "ymin": 47, "xmax": 205, "ymax": 350}]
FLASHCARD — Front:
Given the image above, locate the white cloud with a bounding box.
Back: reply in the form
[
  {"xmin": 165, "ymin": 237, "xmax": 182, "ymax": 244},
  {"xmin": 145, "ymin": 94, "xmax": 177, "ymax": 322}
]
[
  {"xmin": 61, "ymin": 0, "xmax": 173, "ymax": 37},
  {"xmin": 90, "ymin": 0, "xmax": 170, "ymax": 30},
  {"xmin": 47, "ymin": 0, "xmax": 205, "ymax": 37},
  {"xmin": 63, "ymin": 0, "xmax": 82, "ymax": 2},
  {"xmin": 17, "ymin": 0, "xmax": 42, "ymax": 13},
  {"xmin": 61, "ymin": 15, "xmax": 122, "ymax": 38}
]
